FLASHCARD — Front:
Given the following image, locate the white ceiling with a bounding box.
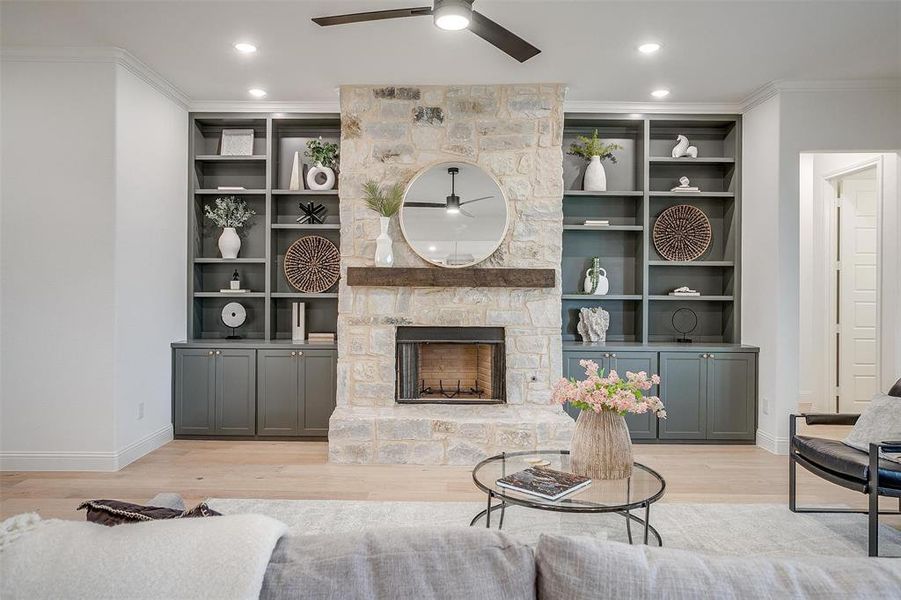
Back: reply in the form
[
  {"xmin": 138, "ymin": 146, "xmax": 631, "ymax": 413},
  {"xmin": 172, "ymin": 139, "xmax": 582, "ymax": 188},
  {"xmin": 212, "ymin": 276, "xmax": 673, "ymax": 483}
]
[{"xmin": 2, "ymin": 1, "xmax": 899, "ymax": 105}]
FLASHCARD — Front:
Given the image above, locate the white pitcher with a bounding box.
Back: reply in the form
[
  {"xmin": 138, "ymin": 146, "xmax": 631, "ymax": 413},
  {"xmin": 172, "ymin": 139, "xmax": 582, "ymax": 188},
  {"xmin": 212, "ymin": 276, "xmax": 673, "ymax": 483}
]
[{"xmin": 582, "ymin": 263, "xmax": 609, "ymax": 295}]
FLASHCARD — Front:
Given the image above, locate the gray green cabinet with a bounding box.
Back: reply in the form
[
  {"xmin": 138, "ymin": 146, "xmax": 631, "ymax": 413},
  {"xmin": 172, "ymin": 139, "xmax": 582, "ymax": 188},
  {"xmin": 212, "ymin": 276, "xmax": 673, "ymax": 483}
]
[
  {"xmin": 563, "ymin": 347, "xmax": 757, "ymax": 443},
  {"xmin": 174, "ymin": 348, "xmax": 256, "ymax": 436},
  {"xmin": 658, "ymin": 351, "xmax": 757, "ymax": 441},
  {"xmin": 257, "ymin": 349, "xmax": 336, "ymax": 436}
]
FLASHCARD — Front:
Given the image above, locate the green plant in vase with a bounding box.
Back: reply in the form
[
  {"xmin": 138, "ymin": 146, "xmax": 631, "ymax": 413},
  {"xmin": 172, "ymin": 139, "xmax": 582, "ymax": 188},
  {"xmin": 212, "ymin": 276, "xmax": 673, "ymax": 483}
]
[
  {"xmin": 305, "ymin": 137, "xmax": 340, "ymax": 191},
  {"xmin": 204, "ymin": 196, "xmax": 255, "ymax": 259},
  {"xmin": 568, "ymin": 129, "xmax": 623, "ymax": 192},
  {"xmin": 363, "ymin": 180, "xmax": 404, "ymax": 267}
]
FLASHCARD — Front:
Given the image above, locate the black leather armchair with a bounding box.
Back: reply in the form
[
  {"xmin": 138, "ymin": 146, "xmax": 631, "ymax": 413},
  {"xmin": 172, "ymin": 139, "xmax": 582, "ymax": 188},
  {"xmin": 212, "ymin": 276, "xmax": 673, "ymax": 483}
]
[{"xmin": 789, "ymin": 381, "xmax": 901, "ymax": 557}]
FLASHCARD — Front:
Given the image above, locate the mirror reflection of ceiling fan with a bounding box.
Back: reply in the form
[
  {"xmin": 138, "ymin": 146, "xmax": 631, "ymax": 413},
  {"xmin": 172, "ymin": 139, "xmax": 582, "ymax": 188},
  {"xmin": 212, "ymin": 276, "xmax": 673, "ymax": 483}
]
[
  {"xmin": 404, "ymin": 167, "xmax": 493, "ymax": 218},
  {"xmin": 311, "ymin": 0, "xmax": 540, "ymax": 63}
]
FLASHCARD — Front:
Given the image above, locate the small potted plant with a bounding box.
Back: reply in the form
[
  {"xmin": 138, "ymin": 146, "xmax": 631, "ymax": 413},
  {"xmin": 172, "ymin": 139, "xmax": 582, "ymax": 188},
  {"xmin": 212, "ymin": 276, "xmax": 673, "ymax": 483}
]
[
  {"xmin": 568, "ymin": 130, "xmax": 623, "ymax": 192},
  {"xmin": 553, "ymin": 361, "xmax": 665, "ymax": 479},
  {"xmin": 362, "ymin": 180, "xmax": 403, "ymax": 267},
  {"xmin": 204, "ymin": 196, "xmax": 255, "ymax": 259},
  {"xmin": 305, "ymin": 137, "xmax": 340, "ymax": 191}
]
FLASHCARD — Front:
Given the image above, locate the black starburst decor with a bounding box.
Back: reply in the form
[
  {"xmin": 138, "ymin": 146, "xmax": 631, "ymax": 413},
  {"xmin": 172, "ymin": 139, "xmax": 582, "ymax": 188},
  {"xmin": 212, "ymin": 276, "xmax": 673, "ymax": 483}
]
[{"xmin": 296, "ymin": 202, "xmax": 327, "ymax": 224}]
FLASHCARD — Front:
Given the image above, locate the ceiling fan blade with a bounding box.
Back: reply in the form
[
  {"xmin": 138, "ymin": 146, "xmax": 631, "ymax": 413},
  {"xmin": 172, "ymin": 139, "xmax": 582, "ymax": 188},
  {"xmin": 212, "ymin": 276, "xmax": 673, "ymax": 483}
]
[
  {"xmin": 312, "ymin": 7, "xmax": 432, "ymax": 27},
  {"xmin": 459, "ymin": 208, "xmax": 476, "ymax": 218},
  {"xmin": 460, "ymin": 195, "xmax": 494, "ymax": 206},
  {"xmin": 404, "ymin": 202, "xmax": 445, "ymax": 208},
  {"xmin": 469, "ymin": 10, "xmax": 541, "ymax": 63}
]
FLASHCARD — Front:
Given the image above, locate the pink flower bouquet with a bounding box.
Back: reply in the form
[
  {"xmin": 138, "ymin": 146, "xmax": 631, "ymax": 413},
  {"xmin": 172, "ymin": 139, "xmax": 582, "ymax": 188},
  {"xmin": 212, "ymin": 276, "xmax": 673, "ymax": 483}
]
[{"xmin": 552, "ymin": 359, "xmax": 666, "ymax": 418}]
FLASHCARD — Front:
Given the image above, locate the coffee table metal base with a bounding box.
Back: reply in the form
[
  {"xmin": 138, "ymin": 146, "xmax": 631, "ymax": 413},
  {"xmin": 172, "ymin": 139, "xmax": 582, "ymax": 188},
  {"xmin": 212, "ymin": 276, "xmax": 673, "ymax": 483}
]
[{"xmin": 469, "ymin": 492, "xmax": 662, "ymax": 546}]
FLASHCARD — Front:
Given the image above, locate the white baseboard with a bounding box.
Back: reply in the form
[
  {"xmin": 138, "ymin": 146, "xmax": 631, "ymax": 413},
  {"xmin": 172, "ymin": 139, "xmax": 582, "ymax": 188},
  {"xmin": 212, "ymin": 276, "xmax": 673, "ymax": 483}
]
[
  {"xmin": 115, "ymin": 424, "xmax": 173, "ymax": 470},
  {"xmin": 0, "ymin": 424, "xmax": 173, "ymax": 472},
  {"xmin": 756, "ymin": 428, "xmax": 790, "ymax": 455}
]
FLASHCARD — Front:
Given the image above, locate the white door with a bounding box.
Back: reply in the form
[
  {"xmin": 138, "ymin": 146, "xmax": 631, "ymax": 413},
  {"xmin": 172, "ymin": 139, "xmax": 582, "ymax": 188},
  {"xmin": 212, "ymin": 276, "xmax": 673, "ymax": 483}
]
[{"xmin": 837, "ymin": 168, "xmax": 880, "ymax": 413}]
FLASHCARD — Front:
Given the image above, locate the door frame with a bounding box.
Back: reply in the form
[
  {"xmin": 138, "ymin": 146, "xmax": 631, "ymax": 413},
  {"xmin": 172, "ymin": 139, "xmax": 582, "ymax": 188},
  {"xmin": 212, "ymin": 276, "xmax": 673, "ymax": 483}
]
[{"xmin": 822, "ymin": 156, "xmax": 883, "ymax": 413}]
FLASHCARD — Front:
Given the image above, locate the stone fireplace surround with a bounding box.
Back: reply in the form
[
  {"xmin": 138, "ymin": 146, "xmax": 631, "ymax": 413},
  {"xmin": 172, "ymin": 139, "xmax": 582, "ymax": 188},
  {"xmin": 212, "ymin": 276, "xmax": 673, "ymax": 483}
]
[{"xmin": 329, "ymin": 84, "xmax": 574, "ymax": 465}]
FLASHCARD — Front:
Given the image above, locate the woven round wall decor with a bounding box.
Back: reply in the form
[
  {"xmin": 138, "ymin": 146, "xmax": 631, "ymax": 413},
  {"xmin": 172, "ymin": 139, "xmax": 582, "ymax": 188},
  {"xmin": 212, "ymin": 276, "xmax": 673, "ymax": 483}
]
[
  {"xmin": 652, "ymin": 204, "xmax": 712, "ymax": 261},
  {"xmin": 284, "ymin": 235, "xmax": 340, "ymax": 293}
]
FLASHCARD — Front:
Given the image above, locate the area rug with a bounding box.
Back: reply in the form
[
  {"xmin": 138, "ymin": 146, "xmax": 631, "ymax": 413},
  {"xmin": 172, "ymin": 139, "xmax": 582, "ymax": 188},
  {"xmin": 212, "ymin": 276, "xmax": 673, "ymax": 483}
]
[{"xmin": 207, "ymin": 499, "xmax": 901, "ymax": 558}]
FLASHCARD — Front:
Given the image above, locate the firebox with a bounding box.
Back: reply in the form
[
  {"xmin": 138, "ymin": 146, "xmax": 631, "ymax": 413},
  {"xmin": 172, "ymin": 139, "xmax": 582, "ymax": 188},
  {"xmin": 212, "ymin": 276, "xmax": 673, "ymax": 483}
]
[{"xmin": 396, "ymin": 327, "xmax": 505, "ymax": 404}]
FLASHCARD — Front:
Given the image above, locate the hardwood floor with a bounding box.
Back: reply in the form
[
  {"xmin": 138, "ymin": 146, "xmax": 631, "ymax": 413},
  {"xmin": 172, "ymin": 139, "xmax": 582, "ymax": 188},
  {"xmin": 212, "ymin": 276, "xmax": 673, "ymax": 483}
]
[{"xmin": 2, "ymin": 437, "xmax": 899, "ymax": 528}]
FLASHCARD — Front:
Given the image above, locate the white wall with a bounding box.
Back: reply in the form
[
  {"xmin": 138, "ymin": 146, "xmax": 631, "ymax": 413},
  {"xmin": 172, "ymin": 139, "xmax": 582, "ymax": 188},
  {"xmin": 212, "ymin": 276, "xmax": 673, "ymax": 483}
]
[
  {"xmin": 744, "ymin": 87, "xmax": 901, "ymax": 453},
  {"xmin": 1, "ymin": 60, "xmax": 118, "ymax": 466},
  {"xmin": 740, "ymin": 95, "xmax": 782, "ymax": 450},
  {"xmin": 0, "ymin": 56, "xmax": 187, "ymax": 470},
  {"xmin": 113, "ymin": 64, "xmax": 187, "ymax": 467}
]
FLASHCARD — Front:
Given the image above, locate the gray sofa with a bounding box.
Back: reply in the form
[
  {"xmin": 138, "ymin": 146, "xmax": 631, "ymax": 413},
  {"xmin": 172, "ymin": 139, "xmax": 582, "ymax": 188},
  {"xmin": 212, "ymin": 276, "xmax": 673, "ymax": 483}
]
[{"xmin": 259, "ymin": 527, "xmax": 901, "ymax": 600}]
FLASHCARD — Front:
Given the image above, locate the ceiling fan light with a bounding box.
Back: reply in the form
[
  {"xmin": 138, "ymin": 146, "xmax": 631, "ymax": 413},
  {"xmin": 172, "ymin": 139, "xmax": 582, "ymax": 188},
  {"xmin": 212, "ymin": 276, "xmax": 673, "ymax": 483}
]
[
  {"xmin": 434, "ymin": 0, "xmax": 472, "ymax": 30},
  {"xmin": 446, "ymin": 207, "xmax": 460, "ymax": 214}
]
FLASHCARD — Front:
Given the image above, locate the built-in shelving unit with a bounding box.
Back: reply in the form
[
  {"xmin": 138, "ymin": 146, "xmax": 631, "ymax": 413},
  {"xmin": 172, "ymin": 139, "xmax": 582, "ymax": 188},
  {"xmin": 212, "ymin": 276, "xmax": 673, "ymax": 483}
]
[
  {"xmin": 187, "ymin": 113, "xmax": 341, "ymax": 341},
  {"xmin": 561, "ymin": 114, "xmax": 741, "ymax": 345}
]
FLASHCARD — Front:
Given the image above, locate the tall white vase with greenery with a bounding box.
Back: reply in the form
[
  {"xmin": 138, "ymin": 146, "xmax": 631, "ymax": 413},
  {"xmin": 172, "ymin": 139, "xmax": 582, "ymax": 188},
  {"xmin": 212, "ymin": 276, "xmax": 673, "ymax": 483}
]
[
  {"xmin": 362, "ymin": 181, "xmax": 403, "ymax": 268},
  {"xmin": 204, "ymin": 196, "xmax": 255, "ymax": 260},
  {"xmin": 567, "ymin": 129, "xmax": 623, "ymax": 193}
]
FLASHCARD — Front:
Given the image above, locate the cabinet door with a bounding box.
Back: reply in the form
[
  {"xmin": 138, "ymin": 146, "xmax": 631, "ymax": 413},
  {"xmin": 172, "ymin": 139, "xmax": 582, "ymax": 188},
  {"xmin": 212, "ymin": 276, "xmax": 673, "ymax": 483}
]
[
  {"xmin": 707, "ymin": 352, "xmax": 757, "ymax": 440},
  {"xmin": 174, "ymin": 349, "xmax": 216, "ymax": 435},
  {"xmin": 300, "ymin": 349, "xmax": 337, "ymax": 436},
  {"xmin": 658, "ymin": 352, "xmax": 707, "ymax": 440},
  {"xmin": 257, "ymin": 350, "xmax": 300, "ymax": 436},
  {"xmin": 215, "ymin": 349, "xmax": 256, "ymax": 435},
  {"xmin": 562, "ymin": 352, "xmax": 609, "ymax": 420},
  {"xmin": 610, "ymin": 352, "xmax": 659, "ymax": 440}
]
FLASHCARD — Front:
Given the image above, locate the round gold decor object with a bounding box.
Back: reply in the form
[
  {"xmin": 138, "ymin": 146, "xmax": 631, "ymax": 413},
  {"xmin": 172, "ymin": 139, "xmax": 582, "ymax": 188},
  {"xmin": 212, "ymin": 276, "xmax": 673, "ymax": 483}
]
[
  {"xmin": 652, "ymin": 204, "xmax": 712, "ymax": 262},
  {"xmin": 284, "ymin": 235, "xmax": 340, "ymax": 293}
]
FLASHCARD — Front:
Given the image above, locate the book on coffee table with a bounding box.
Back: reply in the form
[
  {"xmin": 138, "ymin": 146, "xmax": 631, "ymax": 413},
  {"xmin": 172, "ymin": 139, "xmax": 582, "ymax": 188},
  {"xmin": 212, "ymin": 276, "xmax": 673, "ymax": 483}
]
[{"xmin": 496, "ymin": 467, "xmax": 591, "ymax": 500}]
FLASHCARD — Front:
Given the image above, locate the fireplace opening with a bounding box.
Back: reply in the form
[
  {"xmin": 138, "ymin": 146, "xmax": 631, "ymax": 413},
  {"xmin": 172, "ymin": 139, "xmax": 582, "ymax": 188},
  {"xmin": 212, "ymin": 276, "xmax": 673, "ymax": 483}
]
[{"xmin": 396, "ymin": 327, "xmax": 505, "ymax": 404}]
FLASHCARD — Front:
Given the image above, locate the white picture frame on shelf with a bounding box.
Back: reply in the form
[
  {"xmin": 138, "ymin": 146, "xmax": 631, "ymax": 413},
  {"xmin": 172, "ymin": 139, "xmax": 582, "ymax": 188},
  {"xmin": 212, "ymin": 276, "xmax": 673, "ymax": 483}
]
[{"xmin": 220, "ymin": 129, "xmax": 255, "ymax": 156}]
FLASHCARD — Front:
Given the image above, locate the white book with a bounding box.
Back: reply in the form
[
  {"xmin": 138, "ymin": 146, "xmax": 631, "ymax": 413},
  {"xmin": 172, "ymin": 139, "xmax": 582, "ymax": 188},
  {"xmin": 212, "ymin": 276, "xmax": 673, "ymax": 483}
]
[
  {"xmin": 583, "ymin": 220, "xmax": 610, "ymax": 226},
  {"xmin": 292, "ymin": 302, "xmax": 306, "ymax": 343},
  {"xmin": 670, "ymin": 187, "xmax": 700, "ymax": 193},
  {"xmin": 217, "ymin": 186, "xmax": 247, "ymax": 190},
  {"xmin": 669, "ymin": 291, "xmax": 701, "ymax": 296},
  {"xmin": 219, "ymin": 289, "xmax": 250, "ymax": 294}
]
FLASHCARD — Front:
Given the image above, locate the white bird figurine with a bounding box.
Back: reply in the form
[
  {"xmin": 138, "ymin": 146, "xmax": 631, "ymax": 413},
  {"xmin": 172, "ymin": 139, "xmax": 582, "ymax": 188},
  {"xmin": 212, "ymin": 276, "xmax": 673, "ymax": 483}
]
[{"xmin": 671, "ymin": 135, "xmax": 699, "ymax": 158}]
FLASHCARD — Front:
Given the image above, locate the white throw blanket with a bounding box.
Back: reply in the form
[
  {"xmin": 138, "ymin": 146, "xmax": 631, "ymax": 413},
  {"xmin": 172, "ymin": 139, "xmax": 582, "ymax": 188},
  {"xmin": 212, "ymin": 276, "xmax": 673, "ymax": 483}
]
[{"xmin": 0, "ymin": 512, "xmax": 287, "ymax": 600}]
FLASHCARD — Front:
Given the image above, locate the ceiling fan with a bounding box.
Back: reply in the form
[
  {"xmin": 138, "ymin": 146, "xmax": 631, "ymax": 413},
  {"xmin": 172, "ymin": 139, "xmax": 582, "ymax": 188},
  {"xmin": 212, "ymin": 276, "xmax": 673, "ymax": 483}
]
[
  {"xmin": 404, "ymin": 167, "xmax": 493, "ymax": 218},
  {"xmin": 312, "ymin": 0, "xmax": 541, "ymax": 63}
]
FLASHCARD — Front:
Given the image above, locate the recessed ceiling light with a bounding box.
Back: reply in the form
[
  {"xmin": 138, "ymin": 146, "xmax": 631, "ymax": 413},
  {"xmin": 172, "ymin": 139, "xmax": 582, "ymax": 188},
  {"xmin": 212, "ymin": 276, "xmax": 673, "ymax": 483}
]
[
  {"xmin": 234, "ymin": 42, "xmax": 257, "ymax": 54},
  {"xmin": 248, "ymin": 88, "xmax": 267, "ymax": 98},
  {"xmin": 651, "ymin": 89, "xmax": 670, "ymax": 99},
  {"xmin": 638, "ymin": 42, "xmax": 661, "ymax": 54},
  {"xmin": 434, "ymin": 0, "xmax": 472, "ymax": 30}
]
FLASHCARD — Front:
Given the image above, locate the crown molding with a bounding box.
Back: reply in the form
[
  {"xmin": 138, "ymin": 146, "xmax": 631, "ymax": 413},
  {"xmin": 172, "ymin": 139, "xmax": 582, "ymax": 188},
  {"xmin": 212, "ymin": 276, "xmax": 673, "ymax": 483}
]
[
  {"xmin": 563, "ymin": 100, "xmax": 742, "ymax": 115},
  {"xmin": 188, "ymin": 100, "xmax": 341, "ymax": 113},
  {"xmin": 0, "ymin": 46, "xmax": 190, "ymax": 109},
  {"xmin": 741, "ymin": 78, "xmax": 901, "ymax": 112}
]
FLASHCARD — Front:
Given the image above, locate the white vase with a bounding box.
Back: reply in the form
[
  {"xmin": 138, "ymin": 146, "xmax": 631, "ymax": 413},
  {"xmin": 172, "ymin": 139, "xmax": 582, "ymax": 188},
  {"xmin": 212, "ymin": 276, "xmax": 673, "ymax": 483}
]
[
  {"xmin": 584, "ymin": 155, "xmax": 607, "ymax": 192},
  {"xmin": 374, "ymin": 217, "xmax": 394, "ymax": 267},
  {"xmin": 306, "ymin": 162, "xmax": 336, "ymax": 191},
  {"xmin": 218, "ymin": 227, "xmax": 240, "ymax": 259}
]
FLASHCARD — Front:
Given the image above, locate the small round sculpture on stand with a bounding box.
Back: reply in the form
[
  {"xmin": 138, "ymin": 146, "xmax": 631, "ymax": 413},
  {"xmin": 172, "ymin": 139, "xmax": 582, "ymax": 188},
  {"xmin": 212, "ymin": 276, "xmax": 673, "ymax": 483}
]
[
  {"xmin": 672, "ymin": 307, "xmax": 698, "ymax": 343},
  {"xmin": 221, "ymin": 302, "xmax": 246, "ymax": 339}
]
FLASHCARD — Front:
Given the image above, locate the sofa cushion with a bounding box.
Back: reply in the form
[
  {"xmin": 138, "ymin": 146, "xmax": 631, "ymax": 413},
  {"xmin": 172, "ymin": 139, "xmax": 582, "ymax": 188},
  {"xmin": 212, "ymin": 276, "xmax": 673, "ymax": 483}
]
[
  {"xmin": 843, "ymin": 394, "xmax": 901, "ymax": 462},
  {"xmin": 793, "ymin": 436, "xmax": 901, "ymax": 490},
  {"xmin": 260, "ymin": 527, "xmax": 535, "ymax": 600},
  {"xmin": 535, "ymin": 534, "xmax": 901, "ymax": 600}
]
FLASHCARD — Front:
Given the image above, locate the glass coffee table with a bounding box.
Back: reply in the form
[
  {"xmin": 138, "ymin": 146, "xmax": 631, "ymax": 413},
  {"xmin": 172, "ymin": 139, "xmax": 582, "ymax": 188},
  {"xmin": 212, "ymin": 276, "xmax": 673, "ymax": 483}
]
[{"xmin": 470, "ymin": 450, "xmax": 666, "ymax": 545}]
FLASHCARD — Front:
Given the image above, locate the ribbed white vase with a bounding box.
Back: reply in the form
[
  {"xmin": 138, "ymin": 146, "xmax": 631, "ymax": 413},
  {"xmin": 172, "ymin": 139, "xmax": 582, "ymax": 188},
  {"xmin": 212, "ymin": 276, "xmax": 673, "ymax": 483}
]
[
  {"xmin": 584, "ymin": 155, "xmax": 607, "ymax": 192},
  {"xmin": 218, "ymin": 227, "xmax": 240, "ymax": 259},
  {"xmin": 374, "ymin": 217, "xmax": 394, "ymax": 267}
]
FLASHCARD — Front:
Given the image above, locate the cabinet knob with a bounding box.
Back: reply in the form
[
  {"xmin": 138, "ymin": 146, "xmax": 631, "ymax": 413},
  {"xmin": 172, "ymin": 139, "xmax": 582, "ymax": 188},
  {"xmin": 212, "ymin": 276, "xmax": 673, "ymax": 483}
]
[
  {"xmin": 603, "ymin": 353, "xmax": 610, "ymax": 358},
  {"xmin": 291, "ymin": 351, "xmax": 296, "ymax": 356},
  {"xmin": 208, "ymin": 351, "xmax": 214, "ymax": 356},
  {"xmin": 215, "ymin": 350, "xmax": 221, "ymax": 355},
  {"xmin": 297, "ymin": 351, "xmax": 303, "ymax": 357},
  {"xmin": 611, "ymin": 353, "xmax": 617, "ymax": 358},
  {"xmin": 701, "ymin": 353, "xmax": 708, "ymax": 358},
  {"xmin": 709, "ymin": 354, "xmax": 715, "ymax": 359}
]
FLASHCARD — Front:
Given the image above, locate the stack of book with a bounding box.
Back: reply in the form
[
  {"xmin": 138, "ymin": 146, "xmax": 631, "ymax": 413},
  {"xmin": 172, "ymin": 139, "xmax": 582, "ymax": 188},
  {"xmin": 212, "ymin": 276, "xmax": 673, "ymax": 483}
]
[
  {"xmin": 308, "ymin": 333, "xmax": 336, "ymax": 344},
  {"xmin": 219, "ymin": 288, "xmax": 250, "ymax": 294},
  {"xmin": 583, "ymin": 219, "xmax": 610, "ymax": 226}
]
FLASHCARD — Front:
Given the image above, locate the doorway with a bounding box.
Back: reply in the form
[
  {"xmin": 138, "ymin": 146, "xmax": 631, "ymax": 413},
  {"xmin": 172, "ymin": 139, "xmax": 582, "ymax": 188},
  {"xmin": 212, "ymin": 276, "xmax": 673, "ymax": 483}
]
[{"xmin": 799, "ymin": 152, "xmax": 899, "ymax": 415}]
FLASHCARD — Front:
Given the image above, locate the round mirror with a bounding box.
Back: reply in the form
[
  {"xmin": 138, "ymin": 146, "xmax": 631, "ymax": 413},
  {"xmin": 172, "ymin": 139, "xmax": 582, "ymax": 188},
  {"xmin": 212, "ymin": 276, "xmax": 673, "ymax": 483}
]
[{"xmin": 400, "ymin": 162, "xmax": 509, "ymax": 268}]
